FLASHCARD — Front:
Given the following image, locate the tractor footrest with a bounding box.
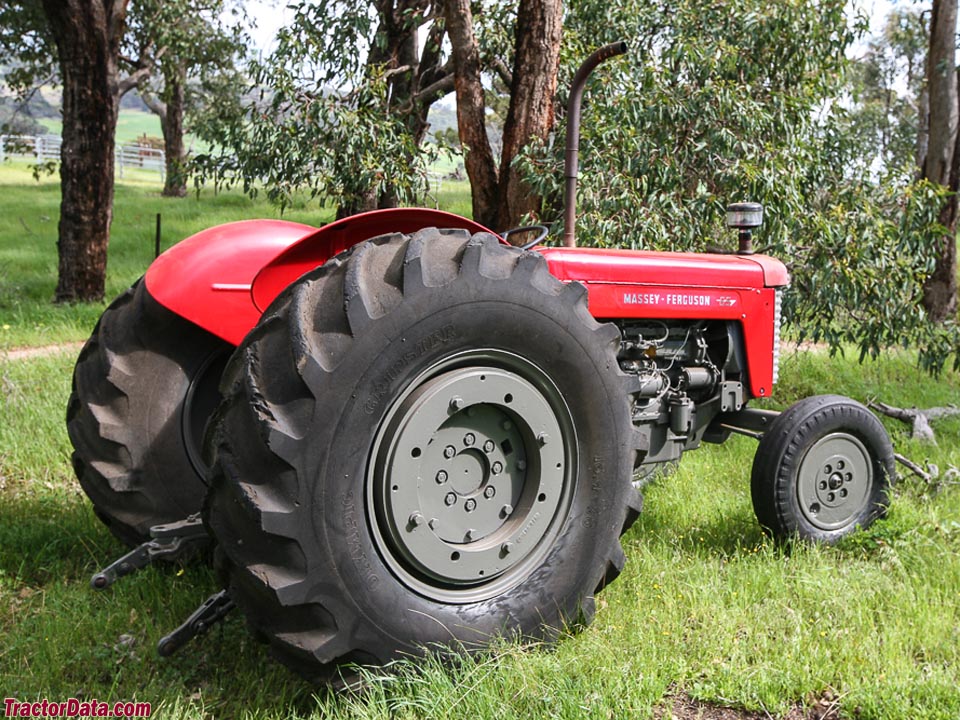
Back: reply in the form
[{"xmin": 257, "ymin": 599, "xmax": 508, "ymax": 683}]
[
  {"xmin": 90, "ymin": 514, "xmax": 210, "ymax": 590},
  {"xmin": 157, "ymin": 590, "xmax": 235, "ymax": 657}
]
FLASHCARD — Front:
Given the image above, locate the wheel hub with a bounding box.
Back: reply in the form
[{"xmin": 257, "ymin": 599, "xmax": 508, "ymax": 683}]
[
  {"xmin": 367, "ymin": 351, "xmax": 575, "ymax": 603},
  {"xmin": 797, "ymin": 433, "xmax": 872, "ymax": 531}
]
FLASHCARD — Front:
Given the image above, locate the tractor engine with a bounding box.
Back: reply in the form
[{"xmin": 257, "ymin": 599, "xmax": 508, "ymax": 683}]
[{"xmin": 617, "ymin": 320, "xmax": 745, "ymax": 478}]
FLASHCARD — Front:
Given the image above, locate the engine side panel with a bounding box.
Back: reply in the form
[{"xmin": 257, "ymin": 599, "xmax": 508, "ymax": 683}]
[{"xmin": 539, "ymin": 247, "xmax": 787, "ymax": 399}]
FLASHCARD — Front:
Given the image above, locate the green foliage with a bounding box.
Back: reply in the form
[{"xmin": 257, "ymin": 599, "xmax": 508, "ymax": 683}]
[
  {"xmin": 844, "ymin": 7, "xmax": 927, "ymax": 178},
  {"xmin": 190, "ymin": 1, "xmax": 437, "ymax": 213},
  {"xmin": 519, "ymin": 0, "xmax": 959, "ymax": 372}
]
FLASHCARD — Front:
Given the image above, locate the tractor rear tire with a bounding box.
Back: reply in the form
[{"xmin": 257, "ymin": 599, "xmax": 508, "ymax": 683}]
[
  {"xmin": 68, "ymin": 279, "xmax": 232, "ymax": 546},
  {"xmin": 750, "ymin": 395, "xmax": 894, "ymax": 543},
  {"xmin": 204, "ymin": 229, "xmax": 643, "ymax": 681}
]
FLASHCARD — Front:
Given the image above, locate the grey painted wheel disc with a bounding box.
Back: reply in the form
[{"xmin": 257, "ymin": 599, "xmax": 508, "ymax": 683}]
[
  {"xmin": 796, "ymin": 432, "xmax": 872, "ymax": 531},
  {"xmin": 367, "ymin": 350, "xmax": 576, "ymax": 603}
]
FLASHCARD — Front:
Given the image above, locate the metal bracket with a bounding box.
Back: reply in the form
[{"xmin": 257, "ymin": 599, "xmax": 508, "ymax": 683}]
[
  {"xmin": 90, "ymin": 514, "xmax": 210, "ymax": 590},
  {"xmin": 157, "ymin": 590, "xmax": 236, "ymax": 657}
]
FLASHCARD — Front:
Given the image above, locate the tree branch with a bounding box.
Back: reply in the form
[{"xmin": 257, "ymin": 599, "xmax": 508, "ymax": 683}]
[{"xmin": 868, "ymin": 399, "xmax": 960, "ymax": 443}]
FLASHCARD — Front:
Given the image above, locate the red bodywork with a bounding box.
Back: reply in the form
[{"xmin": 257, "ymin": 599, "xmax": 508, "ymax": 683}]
[{"xmin": 145, "ymin": 208, "xmax": 789, "ymax": 398}]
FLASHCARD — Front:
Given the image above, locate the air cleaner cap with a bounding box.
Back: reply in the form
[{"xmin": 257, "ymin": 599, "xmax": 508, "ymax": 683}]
[{"xmin": 726, "ymin": 202, "xmax": 764, "ymax": 229}]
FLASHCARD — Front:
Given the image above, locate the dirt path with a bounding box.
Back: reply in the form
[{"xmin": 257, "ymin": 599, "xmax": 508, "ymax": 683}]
[{"xmin": 0, "ymin": 341, "xmax": 84, "ymax": 361}]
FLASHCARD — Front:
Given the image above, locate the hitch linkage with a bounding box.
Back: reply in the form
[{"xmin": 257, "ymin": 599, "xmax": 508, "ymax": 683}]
[
  {"xmin": 157, "ymin": 589, "xmax": 235, "ymax": 657},
  {"xmin": 90, "ymin": 514, "xmax": 210, "ymax": 590}
]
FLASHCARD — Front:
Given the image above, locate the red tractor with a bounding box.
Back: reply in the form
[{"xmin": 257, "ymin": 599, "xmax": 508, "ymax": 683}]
[{"xmin": 68, "ymin": 43, "xmax": 894, "ymax": 680}]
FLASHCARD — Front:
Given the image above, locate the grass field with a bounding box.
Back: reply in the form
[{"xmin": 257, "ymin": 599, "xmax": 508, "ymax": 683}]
[
  {"xmin": 1, "ymin": 163, "xmax": 959, "ymax": 719},
  {"xmin": 40, "ymin": 109, "xmax": 165, "ymax": 147}
]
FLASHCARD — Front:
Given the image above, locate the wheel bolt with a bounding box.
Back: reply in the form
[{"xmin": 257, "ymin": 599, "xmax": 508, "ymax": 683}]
[
  {"xmin": 840, "ymin": 489, "xmax": 848, "ymax": 498},
  {"xmin": 465, "ymin": 498, "xmax": 477, "ymax": 512},
  {"xmin": 537, "ymin": 432, "xmax": 549, "ymax": 445},
  {"xmin": 503, "ymin": 420, "xmax": 513, "ymax": 430},
  {"xmin": 450, "ymin": 396, "xmax": 464, "ymax": 411},
  {"xmin": 819, "ymin": 481, "xmax": 827, "ymax": 490},
  {"xmin": 444, "ymin": 492, "xmax": 457, "ymax": 506},
  {"xmin": 436, "ymin": 470, "xmax": 448, "ymax": 484},
  {"xmin": 517, "ymin": 460, "xmax": 527, "ymax": 471},
  {"xmin": 501, "ymin": 541, "xmax": 514, "ymax": 555},
  {"xmin": 483, "ymin": 440, "xmax": 495, "ymax": 453},
  {"xmin": 408, "ymin": 512, "xmax": 424, "ymax": 528},
  {"xmin": 463, "ymin": 432, "xmax": 476, "ymax": 447},
  {"xmin": 824, "ymin": 465, "xmax": 832, "ymax": 474},
  {"xmin": 444, "ymin": 445, "xmax": 456, "ymax": 459},
  {"xmin": 483, "ymin": 486, "xmax": 496, "ymax": 499},
  {"xmin": 492, "ymin": 461, "xmax": 503, "ymax": 475},
  {"xmin": 429, "ymin": 518, "xmax": 439, "ymax": 530},
  {"xmin": 501, "ymin": 503, "xmax": 513, "ymax": 517},
  {"xmin": 828, "ymin": 492, "xmax": 835, "ymax": 502},
  {"xmin": 465, "ymin": 528, "xmax": 478, "ymax": 541}
]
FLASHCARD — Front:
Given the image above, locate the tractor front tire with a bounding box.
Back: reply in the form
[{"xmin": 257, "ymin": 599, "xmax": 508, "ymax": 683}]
[
  {"xmin": 204, "ymin": 229, "xmax": 643, "ymax": 681},
  {"xmin": 68, "ymin": 279, "xmax": 232, "ymax": 546},
  {"xmin": 750, "ymin": 395, "xmax": 894, "ymax": 543}
]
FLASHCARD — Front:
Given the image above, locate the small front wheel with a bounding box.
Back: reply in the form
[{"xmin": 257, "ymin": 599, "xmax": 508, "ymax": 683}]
[{"xmin": 751, "ymin": 395, "xmax": 894, "ymax": 542}]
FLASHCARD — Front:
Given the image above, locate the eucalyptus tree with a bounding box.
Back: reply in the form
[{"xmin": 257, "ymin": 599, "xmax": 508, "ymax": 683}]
[
  {"xmin": 516, "ymin": 0, "xmax": 957, "ymax": 371},
  {"xmin": 193, "ymin": 0, "xmax": 454, "ymax": 217}
]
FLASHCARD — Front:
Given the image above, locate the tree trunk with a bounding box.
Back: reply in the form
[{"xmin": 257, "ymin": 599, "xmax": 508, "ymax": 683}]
[
  {"xmin": 161, "ymin": 64, "xmax": 187, "ymax": 197},
  {"xmin": 921, "ymin": 0, "xmax": 959, "ymax": 322},
  {"xmin": 495, "ymin": 0, "xmax": 563, "ymax": 231},
  {"xmin": 42, "ymin": 0, "xmax": 128, "ymax": 303},
  {"xmin": 445, "ymin": 0, "xmax": 499, "ymax": 229}
]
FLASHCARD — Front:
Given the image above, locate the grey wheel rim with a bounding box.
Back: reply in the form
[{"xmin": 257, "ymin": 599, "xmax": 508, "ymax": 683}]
[
  {"xmin": 796, "ymin": 432, "xmax": 873, "ymax": 531},
  {"xmin": 367, "ymin": 349, "xmax": 576, "ymax": 603}
]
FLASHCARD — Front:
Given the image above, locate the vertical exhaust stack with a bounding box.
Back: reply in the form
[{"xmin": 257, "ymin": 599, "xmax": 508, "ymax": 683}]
[{"xmin": 563, "ymin": 40, "xmax": 629, "ymax": 248}]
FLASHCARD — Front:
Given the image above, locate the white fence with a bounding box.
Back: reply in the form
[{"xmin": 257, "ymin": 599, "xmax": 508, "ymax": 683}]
[{"xmin": 0, "ymin": 134, "xmax": 166, "ymax": 179}]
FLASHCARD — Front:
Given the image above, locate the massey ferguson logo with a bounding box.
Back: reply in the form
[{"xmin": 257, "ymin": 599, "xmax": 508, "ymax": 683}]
[{"xmin": 621, "ymin": 291, "xmax": 739, "ymax": 309}]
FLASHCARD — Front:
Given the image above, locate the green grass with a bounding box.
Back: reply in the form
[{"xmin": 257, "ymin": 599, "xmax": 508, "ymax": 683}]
[
  {"xmin": 1, "ymin": 349, "xmax": 958, "ymax": 719},
  {"xmin": 40, "ymin": 110, "xmax": 164, "ymax": 146},
  {"xmin": 0, "ymin": 161, "xmax": 472, "ymax": 349},
  {"xmin": 1, "ymin": 162, "xmax": 959, "ymax": 718}
]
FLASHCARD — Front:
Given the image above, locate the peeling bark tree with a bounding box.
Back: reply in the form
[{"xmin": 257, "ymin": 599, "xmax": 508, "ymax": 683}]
[
  {"xmin": 921, "ymin": 0, "xmax": 959, "ymax": 322},
  {"xmin": 41, "ymin": 0, "xmax": 129, "ymax": 302},
  {"xmin": 446, "ymin": 0, "xmax": 563, "ymax": 232}
]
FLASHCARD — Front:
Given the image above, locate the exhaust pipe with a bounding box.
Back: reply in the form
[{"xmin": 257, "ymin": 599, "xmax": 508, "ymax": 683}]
[{"xmin": 563, "ymin": 40, "xmax": 628, "ymax": 248}]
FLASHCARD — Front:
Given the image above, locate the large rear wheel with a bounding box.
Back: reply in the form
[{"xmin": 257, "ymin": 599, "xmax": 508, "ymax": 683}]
[
  {"xmin": 68, "ymin": 280, "xmax": 232, "ymax": 546},
  {"xmin": 204, "ymin": 229, "xmax": 643, "ymax": 680}
]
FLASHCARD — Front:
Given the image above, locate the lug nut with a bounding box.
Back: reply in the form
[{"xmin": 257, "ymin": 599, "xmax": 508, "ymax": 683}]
[
  {"xmin": 444, "ymin": 445, "xmax": 456, "ymax": 459},
  {"xmin": 465, "ymin": 498, "xmax": 477, "ymax": 512},
  {"xmin": 483, "ymin": 486, "xmax": 496, "ymax": 499},
  {"xmin": 501, "ymin": 503, "xmax": 513, "ymax": 517},
  {"xmin": 450, "ymin": 397, "xmax": 464, "ymax": 411},
  {"xmin": 483, "ymin": 439, "xmax": 495, "ymax": 453},
  {"xmin": 492, "ymin": 461, "xmax": 503, "ymax": 475},
  {"xmin": 408, "ymin": 512, "xmax": 424, "ymax": 527},
  {"xmin": 517, "ymin": 460, "xmax": 527, "ymax": 471},
  {"xmin": 429, "ymin": 517, "xmax": 439, "ymax": 530},
  {"xmin": 465, "ymin": 528, "xmax": 478, "ymax": 541},
  {"xmin": 436, "ymin": 470, "xmax": 448, "ymax": 484},
  {"xmin": 501, "ymin": 541, "xmax": 514, "ymax": 555},
  {"xmin": 502, "ymin": 420, "xmax": 513, "ymax": 430},
  {"xmin": 819, "ymin": 481, "xmax": 827, "ymax": 491},
  {"xmin": 537, "ymin": 432, "xmax": 549, "ymax": 445},
  {"xmin": 463, "ymin": 432, "xmax": 476, "ymax": 447},
  {"xmin": 444, "ymin": 492, "xmax": 457, "ymax": 506}
]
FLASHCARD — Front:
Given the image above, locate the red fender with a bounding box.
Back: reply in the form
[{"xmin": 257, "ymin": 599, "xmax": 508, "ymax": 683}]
[{"xmin": 144, "ymin": 209, "xmax": 494, "ymax": 346}]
